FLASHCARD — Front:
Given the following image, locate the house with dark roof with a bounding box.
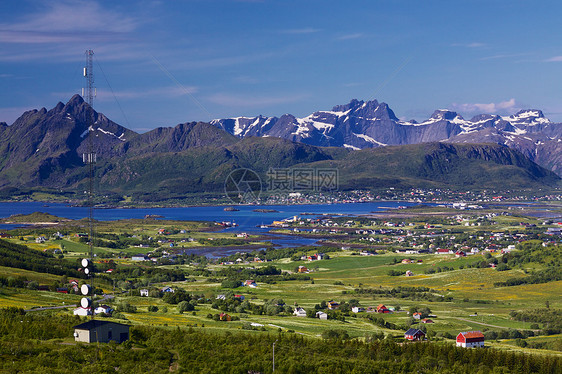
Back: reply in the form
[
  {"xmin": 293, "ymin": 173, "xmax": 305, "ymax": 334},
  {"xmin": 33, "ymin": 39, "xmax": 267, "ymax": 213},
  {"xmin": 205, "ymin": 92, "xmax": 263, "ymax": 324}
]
[
  {"xmin": 404, "ymin": 328, "xmax": 425, "ymax": 341},
  {"xmin": 73, "ymin": 320, "xmax": 129, "ymax": 343}
]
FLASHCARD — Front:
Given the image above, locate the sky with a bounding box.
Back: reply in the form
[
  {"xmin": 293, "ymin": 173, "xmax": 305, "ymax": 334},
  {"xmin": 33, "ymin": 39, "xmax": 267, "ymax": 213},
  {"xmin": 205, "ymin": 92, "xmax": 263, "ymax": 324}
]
[{"xmin": 1, "ymin": 0, "xmax": 562, "ymax": 133}]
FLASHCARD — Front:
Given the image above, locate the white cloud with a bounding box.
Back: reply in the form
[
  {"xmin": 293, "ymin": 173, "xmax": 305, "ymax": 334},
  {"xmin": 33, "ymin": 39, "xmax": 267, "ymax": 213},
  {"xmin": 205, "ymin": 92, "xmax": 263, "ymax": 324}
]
[
  {"xmin": 0, "ymin": 1, "xmax": 142, "ymax": 62},
  {"xmin": 336, "ymin": 33, "xmax": 364, "ymax": 41},
  {"xmin": 0, "ymin": 1, "xmax": 136, "ymax": 39},
  {"xmin": 545, "ymin": 56, "xmax": 562, "ymax": 62},
  {"xmin": 480, "ymin": 53, "xmax": 530, "ymax": 61},
  {"xmin": 451, "ymin": 98, "xmax": 519, "ymax": 115}
]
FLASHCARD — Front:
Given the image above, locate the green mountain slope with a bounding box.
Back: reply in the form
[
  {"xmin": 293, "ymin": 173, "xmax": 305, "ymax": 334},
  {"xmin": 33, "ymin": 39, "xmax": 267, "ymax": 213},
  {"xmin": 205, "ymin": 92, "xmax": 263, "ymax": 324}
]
[{"xmin": 300, "ymin": 142, "xmax": 561, "ymax": 190}]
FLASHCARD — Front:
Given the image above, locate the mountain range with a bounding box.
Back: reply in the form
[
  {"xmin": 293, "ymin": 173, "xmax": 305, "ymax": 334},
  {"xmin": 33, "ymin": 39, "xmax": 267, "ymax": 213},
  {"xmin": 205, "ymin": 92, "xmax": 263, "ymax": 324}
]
[
  {"xmin": 0, "ymin": 95, "xmax": 559, "ymax": 201},
  {"xmin": 211, "ymin": 99, "xmax": 562, "ymax": 175}
]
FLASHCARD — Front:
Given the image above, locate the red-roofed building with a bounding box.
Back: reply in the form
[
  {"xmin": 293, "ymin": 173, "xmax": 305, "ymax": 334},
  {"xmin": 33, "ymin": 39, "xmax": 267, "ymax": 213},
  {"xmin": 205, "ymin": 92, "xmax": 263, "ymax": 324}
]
[
  {"xmin": 456, "ymin": 331, "xmax": 484, "ymax": 348},
  {"xmin": 376, "ymin": 304, "xmax": 391, "ymax": 313}
]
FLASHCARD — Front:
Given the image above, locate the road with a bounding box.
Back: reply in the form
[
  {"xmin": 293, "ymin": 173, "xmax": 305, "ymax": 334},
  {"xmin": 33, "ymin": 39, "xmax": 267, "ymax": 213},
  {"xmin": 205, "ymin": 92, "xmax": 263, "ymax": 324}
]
[{"xmin": 24, "ymin": 294, "xmax": 114, "ymax": 312}]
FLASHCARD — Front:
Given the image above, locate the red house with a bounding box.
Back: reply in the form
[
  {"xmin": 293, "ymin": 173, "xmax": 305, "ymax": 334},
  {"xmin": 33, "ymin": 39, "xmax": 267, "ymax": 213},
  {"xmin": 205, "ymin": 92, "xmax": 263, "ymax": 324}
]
[
  {"xmin": 456, "ymin": 331, "xmax": 484, "ymax": 348},
  {"xmin": 376, "ymin": 304, "xmax": 391, "ymax": 313}
]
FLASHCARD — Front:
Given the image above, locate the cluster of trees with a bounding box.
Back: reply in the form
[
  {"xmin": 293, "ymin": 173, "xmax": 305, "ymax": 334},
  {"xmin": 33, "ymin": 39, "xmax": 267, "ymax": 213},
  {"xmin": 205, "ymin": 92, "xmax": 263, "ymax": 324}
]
[
  {"xmin": 0, "ymin": 307, "xmax": 76, "ymax": 340},
  {"xmin": 205, "ymin": 313, "xmax": 239, "ymax": 321},
  {"xmin": 0, "ymin": 275, "xmax": 31, "ymax": 289},
  {"xmin": 0, "ymin": 239, "xmax": 82, "ymax": 277},
  {"xmin": 362, "ymin": 314, "xmax": 401, "ymax": 331},
  {"xmin": 2, "ymin": 317, "xmax": 561, "ymax": 373},
  {"xmin": 211, "ymin": 295, "xmax": 291, "ymax": 316},
  {"xmin": 109, "ymin": 268, "xmax": 187, "ymax": 292},
  {"xmin": 510, "ymin": 308, "xmax": 562, "ymax": 335},
  {"xmin": 197, "ymin": 238, "xmax": 246, "ymax": 246},
  {"xmin": 221, "ymin": 245, "xmax": 341, "ymax": 263},
  {"xmin": 162, "ymin": 289, "xmax": 204, "ymax": 306},
  {"xmin": 517, "ymin": 338, "xmax": 562, "ymax": 351},
  {"xmin": 494, "ymin": 267, "xmax": 562, "ymax": 287},
  {"xmin": 507, "ymin": 241, "xmax": 562, "ymax": 266},
  {"xmin": 484, "ymin": 329, "xmax": 535, "ymax": 341},
  {"xmin": 425, "ymin": 265, "xmax": 456, "ymax": 274},
  {"xmin": 217, "ymin": 265, "xmax": 311, "ymax": 288}
]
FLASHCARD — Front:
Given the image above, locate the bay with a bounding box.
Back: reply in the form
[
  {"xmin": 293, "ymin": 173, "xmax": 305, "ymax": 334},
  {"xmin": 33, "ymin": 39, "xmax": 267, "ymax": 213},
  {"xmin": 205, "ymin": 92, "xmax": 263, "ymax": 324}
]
[
  {"xmin": 0, "ymin": 201, "xmax": 419, "ymax": 257},
  {"xmin": 0, "ymin": 201, "xmax": 417, "ymax": 231}
]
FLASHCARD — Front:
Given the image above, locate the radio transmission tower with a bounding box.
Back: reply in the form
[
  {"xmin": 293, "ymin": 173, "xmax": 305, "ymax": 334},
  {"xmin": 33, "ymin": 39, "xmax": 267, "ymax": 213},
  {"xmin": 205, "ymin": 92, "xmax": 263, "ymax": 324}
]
[{"xmin": 81, "ymin": 49, "xmax": 97, "ymax": 320}]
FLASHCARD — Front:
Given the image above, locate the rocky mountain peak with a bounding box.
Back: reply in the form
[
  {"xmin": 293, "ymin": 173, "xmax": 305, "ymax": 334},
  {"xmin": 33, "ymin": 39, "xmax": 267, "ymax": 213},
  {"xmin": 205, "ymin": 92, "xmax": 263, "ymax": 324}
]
[
  {"xmin": 331, "ymin": 99, "xmax": 367, "ymax": 113},
  {"xmin": 514, "ymin": 109, "xmax": 545, "ymax": 118},
  {"xmin": 430, "ymin": 109, "xmax": 461, "ymax": 121}
]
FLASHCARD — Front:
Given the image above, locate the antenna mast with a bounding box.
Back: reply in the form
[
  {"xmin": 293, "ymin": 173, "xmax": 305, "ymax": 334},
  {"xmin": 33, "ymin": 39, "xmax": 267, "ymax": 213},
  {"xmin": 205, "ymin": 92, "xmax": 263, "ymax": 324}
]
[
  {"xmin": 84, "ymin": 50, "xmax": 95, "ymax": 106},
  {"xmin": 82, "ymin": 49, "xmax": 97, "ymax": 321}
]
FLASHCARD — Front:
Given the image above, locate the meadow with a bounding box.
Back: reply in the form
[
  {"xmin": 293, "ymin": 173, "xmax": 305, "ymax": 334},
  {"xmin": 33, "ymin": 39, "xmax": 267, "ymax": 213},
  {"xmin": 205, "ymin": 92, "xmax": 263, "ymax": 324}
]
[{"xmin": 0, "ymin": 208, "xmax": 560, "ymax": 360}]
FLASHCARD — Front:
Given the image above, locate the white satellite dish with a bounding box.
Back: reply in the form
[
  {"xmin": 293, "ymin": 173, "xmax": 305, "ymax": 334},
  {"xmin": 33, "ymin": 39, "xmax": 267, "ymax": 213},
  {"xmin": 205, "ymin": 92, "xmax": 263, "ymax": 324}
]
[
  {"xmin": 80, "ymin": 297, "xmax": 91, "ymax": 309},
  {"xmin": 81, "ymin": 284, "xmax": 91, "ymax": 296}
]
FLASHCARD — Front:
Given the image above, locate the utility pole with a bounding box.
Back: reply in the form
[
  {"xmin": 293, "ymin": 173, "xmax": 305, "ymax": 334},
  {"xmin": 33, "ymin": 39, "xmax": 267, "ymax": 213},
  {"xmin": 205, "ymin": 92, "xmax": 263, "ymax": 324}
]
[{"xmin": 273, "ymin": 339, "xmax": 277, "ymax": 372}]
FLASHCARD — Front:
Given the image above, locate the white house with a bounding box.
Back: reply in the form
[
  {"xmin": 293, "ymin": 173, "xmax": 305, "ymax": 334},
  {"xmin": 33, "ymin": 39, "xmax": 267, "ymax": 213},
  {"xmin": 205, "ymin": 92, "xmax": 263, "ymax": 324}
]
[
  {"xmin": 293, "ymin": 307, "xmax": 307, "ymax": 317},
  {"xmin": 94, "ymin": 305, "xmax": 113, "ymax": 315},
  {"xmin": 316, "ymin": 311, "xmax": 328, "ymax": 320},
  {"xmin": 352, "ymin": 307, "xmax": 364, "ymax": 313},
  {"xmin": 140, "ymin": 289, "xmax": 149, "ymax": 297},
  {"xmin": 73, "ymin": 307, "xmax": 92, "ymax": 316}
]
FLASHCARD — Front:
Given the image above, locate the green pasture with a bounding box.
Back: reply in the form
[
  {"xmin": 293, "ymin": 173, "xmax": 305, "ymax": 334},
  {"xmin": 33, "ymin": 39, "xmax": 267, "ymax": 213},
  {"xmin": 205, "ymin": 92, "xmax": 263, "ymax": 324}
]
[
  {"xmin": 0, "ymin": 265, "xmax": 61, "ymax": 284},
  {"xmin": 0, "ymin": 288, "xmax": 80, "ymax": 310}
]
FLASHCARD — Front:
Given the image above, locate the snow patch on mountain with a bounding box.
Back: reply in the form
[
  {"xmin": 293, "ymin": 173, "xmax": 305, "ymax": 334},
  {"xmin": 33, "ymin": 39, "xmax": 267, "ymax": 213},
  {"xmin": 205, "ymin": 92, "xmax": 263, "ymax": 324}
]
[{"xmin": 353, "ymin": 133, "xmax": 387, "ymax": 146}]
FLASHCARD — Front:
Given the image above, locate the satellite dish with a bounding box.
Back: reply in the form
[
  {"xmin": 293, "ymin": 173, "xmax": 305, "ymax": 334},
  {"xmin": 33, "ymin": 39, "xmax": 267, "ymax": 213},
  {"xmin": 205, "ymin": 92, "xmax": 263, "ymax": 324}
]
[
  {"xmin": 81, "ymin": 258, "xmax": 90, "ymax": 268},
  {"xmin": 81, "ymin": 284, "xmax": 91, "ymax": 296},
  {"xmin": 80, "ymin": 297, "xmax": 91, "ymax": 309}
]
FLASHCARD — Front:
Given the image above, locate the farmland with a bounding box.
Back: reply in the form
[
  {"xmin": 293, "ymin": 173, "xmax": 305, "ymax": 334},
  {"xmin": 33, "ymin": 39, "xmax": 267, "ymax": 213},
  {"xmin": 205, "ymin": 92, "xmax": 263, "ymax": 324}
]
[{"xmin": 0, "ymin": 205, "xmax": 561, "ymax": 370}]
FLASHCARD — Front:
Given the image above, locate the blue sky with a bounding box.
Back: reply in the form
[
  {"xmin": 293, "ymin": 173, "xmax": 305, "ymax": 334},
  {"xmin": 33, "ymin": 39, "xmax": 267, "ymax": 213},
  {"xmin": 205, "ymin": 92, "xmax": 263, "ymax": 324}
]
[{"xmin": 1, "ymin": 0, "xmax": 562, "ymax": 132}]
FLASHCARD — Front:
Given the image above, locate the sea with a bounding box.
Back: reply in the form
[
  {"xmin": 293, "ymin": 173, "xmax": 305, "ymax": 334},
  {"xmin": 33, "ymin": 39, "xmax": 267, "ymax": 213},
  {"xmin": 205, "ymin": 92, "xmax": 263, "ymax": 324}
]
[{"xmin": 0, "ymin": 201, "xmax": 418, "ymax": 257}]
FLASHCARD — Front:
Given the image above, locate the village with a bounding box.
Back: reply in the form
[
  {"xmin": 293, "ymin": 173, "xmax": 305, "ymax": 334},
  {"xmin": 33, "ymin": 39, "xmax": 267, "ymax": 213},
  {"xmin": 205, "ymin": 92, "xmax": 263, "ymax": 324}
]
[{"xmin": 0, "ymin": 204, "xmax": 559, "ymax": 358}]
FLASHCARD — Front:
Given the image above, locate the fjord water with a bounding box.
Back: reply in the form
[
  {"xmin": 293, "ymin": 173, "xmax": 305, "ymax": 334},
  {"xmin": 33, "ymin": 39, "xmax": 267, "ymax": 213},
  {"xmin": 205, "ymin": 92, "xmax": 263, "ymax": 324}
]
[
  {"xmin": 0, "ymin": 201, "xmax": 417, "ymax": 231},
  {"xmin": 0, "ymin": 201, "xmax": 420, "ymax": 256}
]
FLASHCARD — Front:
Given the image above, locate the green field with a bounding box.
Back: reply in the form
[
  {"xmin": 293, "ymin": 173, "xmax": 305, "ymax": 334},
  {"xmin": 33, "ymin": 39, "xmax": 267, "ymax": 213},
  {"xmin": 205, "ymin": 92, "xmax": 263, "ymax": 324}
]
[{"xmin": 0, "ymin": 210, "xmax": 560, "ymax": 360}]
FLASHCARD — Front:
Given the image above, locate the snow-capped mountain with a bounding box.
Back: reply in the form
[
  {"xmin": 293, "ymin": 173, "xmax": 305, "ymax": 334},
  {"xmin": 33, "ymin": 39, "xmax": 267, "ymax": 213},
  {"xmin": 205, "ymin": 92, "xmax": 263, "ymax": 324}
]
[{"xmin": 211, "ymin": 99, "xmax": 562, "ymax": 174}]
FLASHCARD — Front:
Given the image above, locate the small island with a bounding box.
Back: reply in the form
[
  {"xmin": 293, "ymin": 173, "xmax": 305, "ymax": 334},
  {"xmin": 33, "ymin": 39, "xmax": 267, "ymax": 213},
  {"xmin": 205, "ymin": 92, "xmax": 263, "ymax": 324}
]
[{"xmin": 252, "ymin": 209, "xmax": 279, "ymax": 213}]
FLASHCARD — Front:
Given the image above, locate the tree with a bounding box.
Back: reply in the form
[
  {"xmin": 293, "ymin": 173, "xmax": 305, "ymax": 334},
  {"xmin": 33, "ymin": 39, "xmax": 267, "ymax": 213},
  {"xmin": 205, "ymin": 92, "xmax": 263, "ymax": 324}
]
[{"xmin": 178, "ymin": 301, "xmax": 194, "ymax": 313}]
